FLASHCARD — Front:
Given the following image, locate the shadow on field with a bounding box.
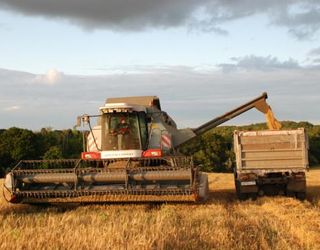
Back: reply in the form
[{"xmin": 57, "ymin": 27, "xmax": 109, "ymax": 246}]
[
  {"xmin": 207, "ymin": 189, "xmax": 236, "ymax": 204},
  {"xmin": 1, "ymin": 185, "xmax": 319, "ymax": 215},
  {"xmin": 207, "ymin": 185, "xmax": 320, "ymax": 205},
  {"xmin": 0, "ymin": 202, "xmax": 79, "ymax": 216}
]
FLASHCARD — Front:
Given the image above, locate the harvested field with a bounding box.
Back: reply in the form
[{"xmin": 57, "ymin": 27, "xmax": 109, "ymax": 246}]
[{"xmin": 0, "ymin": 169, "xmax": 320, "ymax": 250}]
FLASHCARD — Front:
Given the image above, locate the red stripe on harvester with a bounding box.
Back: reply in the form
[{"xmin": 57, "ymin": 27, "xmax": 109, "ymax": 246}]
[{"xmin": 161, "ymin": 134, "xmax": 171, "ymax": 148}]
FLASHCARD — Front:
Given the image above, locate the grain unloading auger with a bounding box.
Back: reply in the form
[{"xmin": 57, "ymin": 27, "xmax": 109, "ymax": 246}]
[{"xmin": 4, "ymin": 92, "xmax": 280, "ymax": 204}]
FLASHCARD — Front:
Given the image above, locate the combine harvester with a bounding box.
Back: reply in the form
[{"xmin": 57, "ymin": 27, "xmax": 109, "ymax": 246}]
[{"xmin": 4, "ymin": 93, "xmax": 281, "ymax": 204}]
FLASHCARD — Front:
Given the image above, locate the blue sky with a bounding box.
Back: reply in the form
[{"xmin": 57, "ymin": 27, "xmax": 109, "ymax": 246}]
[{"xmin": 0, "ymin": 1, "xmax": 320, "ymax": 129}]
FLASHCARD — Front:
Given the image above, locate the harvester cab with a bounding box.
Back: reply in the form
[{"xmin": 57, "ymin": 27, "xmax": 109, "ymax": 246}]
[
  {"xmin": 3, "ymin": 92, "xmax": 280, "ymax": 204},
  {"xmin": 80, "ymin": 96, "xmax": 177, "ymax": 160}
]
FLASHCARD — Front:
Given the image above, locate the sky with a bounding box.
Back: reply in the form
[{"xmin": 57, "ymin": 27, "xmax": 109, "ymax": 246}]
[{"xmin": 0, "ymin": 0, "xmax": 320, "ymax": 130}]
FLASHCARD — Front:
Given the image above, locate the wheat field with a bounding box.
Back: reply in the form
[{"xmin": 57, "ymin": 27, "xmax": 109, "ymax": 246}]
[{"xmin": 0, "ymin": 169, "xmax": 319, "ymax": 250}]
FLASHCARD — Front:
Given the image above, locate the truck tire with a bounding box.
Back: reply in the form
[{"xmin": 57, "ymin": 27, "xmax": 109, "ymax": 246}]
[
  {"xmin": 249, "ymin": 192, "xmax": 257, "ymax": 200},
  {"xmin": 237, "ymin": 192, "xmax": 248, "ymax": 201},
  {"xmin": 235, "ymin": 179, "xmax": 248, "ymax": 201},
  {"xmin": 286, "ymin": 190, "xmax": 295, "ymax": 197},
  {"xmin": 286, "ymin": 179, "xmax": 306, "ymax": 200},
  {"xmin": 296, "ymin": 192, "xmax": 306, "ymax": 201}
]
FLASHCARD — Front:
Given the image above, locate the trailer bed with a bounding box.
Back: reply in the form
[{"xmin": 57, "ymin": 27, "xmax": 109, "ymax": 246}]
[{"xmin": 234, "ymin": 129, "xmax": 308, "ymax": 171}]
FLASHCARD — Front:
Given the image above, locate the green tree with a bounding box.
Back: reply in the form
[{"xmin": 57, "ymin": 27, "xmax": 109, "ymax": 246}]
[
  {"xmin": 181, "ymin": 132, "xmax": 233, "ymax": 172},
  {"xmin": 0, "ymin": 127, "xmax": 39, "ymax": 175},
  {"xmin": 0, "ymin": 127, "xmax": 38, "ymax": 161},
  {"xmin": 43, "ymin": 146, "xmax": 63, "ymax": 160}
]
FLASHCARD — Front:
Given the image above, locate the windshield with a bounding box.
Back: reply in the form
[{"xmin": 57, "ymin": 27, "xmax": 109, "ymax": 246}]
[{"xmin": 101, "ymin": 112, "xmax": 147, "ymax": 151}]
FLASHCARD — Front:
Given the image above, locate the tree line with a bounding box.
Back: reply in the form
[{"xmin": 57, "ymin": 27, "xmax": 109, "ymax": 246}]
[
  {"xmin": 0, "ymin": 121, "xmax": 319, "ymax": 176},
  {"xmin": 0, "ymin": 127, "xmax": 83, "ymax": 176}
]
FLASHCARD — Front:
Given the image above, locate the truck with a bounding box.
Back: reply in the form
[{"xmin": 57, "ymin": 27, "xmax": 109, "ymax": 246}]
[
  {"xmin": 234, "ymin": 129, "xmax": 309, "ymax": 200},
  {"xmin": 4, "ymin": 92, "xmax": 281, "ymax": 204}
]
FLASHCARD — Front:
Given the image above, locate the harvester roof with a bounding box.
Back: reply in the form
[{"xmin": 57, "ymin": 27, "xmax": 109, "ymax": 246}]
[
  {"xmin": 106, "ymin": 96, "xmax": 161, "ymax": 110},
  {"xmin": 100, "ymin": 103, "xmax": 147, "ymax": 113}
]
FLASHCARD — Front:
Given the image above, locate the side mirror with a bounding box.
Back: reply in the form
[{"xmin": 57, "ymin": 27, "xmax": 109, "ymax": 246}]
[
  {"xmin": 75, "ymin": 116, "xmax": 82, "ymax": 127},
  {"xmin": 75, "ymin": 114, "xmax": 90, "ymax": 127},
  {"xmin": 82, "ymin": 114, "xmax": 90, "ymax": 125}
]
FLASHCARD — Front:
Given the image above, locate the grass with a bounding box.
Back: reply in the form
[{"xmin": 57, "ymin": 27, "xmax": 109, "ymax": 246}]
[{"xmin": 0, "ymin": 170, "xmax": 320, "ymax": 250}]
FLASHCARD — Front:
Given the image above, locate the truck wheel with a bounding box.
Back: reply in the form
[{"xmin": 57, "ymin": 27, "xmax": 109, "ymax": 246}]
[
  {"xmin": 286, "ymin": 190, "xmax": 295, "ymax": 197},
  {"xmin": 296, "ymin": 192, "xmax": 306, "ymax": 201},
  {"xmin": 237, "ymin": 191, "xmax": 248, "ymax": 201},
  {"xmin": 235, "ymin": 180, "xmax": 248, "ymax": 200},
  {"xmin": 249, "ymin": 193, "xmax": 257, "ymax": 200}
]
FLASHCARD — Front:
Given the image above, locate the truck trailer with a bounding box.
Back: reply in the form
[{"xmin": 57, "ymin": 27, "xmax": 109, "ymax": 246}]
[{"xmin": 234, "ymin": 128, "xmax": 309, "ymax": 200}]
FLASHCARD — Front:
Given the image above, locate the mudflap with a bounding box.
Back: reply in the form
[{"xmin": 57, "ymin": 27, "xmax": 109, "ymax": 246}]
[
  {"xmin": 234, "ymin": 177, "xmax": 258, "ymax": 201},
  {"xmin": 286, "ymin": 174, "xmax": 307, "ymax": 200},
  {"xmin": 287, "ymin": 179, "xmax": 306, "ymax": 192}
]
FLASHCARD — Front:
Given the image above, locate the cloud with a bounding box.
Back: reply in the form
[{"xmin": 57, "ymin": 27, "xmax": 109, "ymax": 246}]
[
  {"xmin": 33, "ymin": 69, "xmax": 63, "ymax": 84},
  {"xmin": 312, "ymin": 58, "xmax": 320, "ymax": 64},
  {"xmin": 218, "ymin": 55, "xmax": 300, "ymax": 72},
  {"xmin": 3, "ymin": 105, "xmax": 20, "ymax": 111},
  {"xmin": 271, "ymin": 3, "xmax": 320, "ymax": 40},
  {"xmin": 308, "ymin": 47, "xmax": 320, "ymax": 56},
  {"xmin": 0, "ymin": 0, "xmax": 202, "ymax": 31},
  {"xmin": 202, "ymin": 1, "xmax": 320, "ymax": 39},
  {"xmin": 306, "ymin": 47, "xmax": 320, "ymax": 65},
  {"xmin": 0, "ymin": 1, "xmax": 319, "ymax": 38},
  {"xmin": 0, "ymin": 61, "xmax": 319, "ymax": 129}
]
